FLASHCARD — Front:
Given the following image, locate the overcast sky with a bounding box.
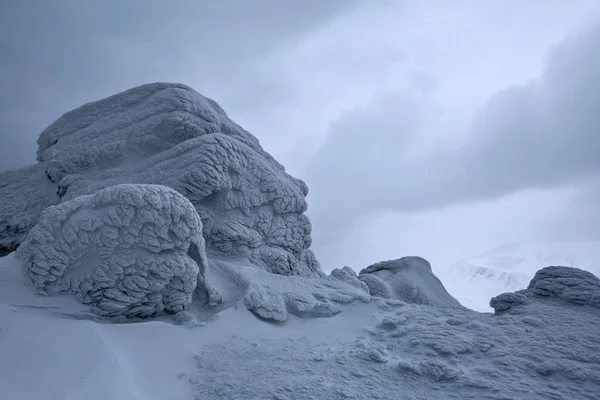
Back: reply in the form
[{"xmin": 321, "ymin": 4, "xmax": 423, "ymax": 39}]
[{"xmin": 2, "ymin": 0, "xmax": 600, "ymax": 271}]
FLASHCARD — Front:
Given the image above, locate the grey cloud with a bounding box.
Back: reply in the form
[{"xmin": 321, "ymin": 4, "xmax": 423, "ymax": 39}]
[
  {"xmin": 0, "ymin": 0, "xmax": 354, "ymax": 170},
  {"xmin": 307, "ymin": 21, "xmax": 600, "ymax": 241}
]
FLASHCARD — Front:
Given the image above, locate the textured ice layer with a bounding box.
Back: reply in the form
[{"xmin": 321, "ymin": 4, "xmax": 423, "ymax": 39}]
[
  {"xmin": 358, "ymin": 256, "xmax": 464, "ymax": 308},
  {"xmin": 17, "ymin": 184, "xmax": 220, "ymax": 319},
  {"xmin": 1, "ymin": 83, "xmax": 321, "ymax": 277}
]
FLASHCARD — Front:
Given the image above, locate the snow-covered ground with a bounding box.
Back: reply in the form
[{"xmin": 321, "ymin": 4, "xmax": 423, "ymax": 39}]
[
  {"xmin": 436, "ymin": 240, "xmax": 600, "ymax": 311},
  {"xmin": 3, "ymin": 252, "xmax": 600, "ymax": 400}
]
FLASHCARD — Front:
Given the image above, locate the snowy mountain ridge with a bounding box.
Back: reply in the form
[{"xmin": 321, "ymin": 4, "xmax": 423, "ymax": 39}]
[{"xmin": 437, "ymin": 240, "xmax": 600, "ymax": 311}]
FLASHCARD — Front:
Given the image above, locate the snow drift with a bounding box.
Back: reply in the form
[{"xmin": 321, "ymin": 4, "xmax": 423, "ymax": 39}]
[
  {"xmin": 17, "ymin": 184, "xmax": 221, "ymax": 319},
  {"xmin": 1, "ymin": 83, "xmax": 320, "ymax": 277}
]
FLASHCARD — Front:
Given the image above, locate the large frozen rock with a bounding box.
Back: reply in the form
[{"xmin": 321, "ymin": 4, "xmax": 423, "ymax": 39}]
[
  {"xmin": 1, "ymin": 83, "xmax": 321, "ymax": 277},
  {"xmin": 358, "ymin": 256, "xmax": 464, "ymax": 309},
  {"xmin": 17, "ymin": 184, "xmax": 221, "ymax": 319}
]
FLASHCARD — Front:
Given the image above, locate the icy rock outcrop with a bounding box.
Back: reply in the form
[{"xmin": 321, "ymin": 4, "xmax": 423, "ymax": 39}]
[
  {"xmin": 17, "ymin": 184, "xmax": 221, "ymax": 319},
  {"xmin": 490, "ymin": 266, "xmax": 600, "ymax": 313},
  {"xmin": 207, "ymin": 261, "xmax": 370, "ymax": 322},
  {"xmin": 2, "ymin": 83, "xmax": 321, "ymax": 278},
  {"xmin": 358, "ymin": 256, "xmax": 464, "ymax": 308}
]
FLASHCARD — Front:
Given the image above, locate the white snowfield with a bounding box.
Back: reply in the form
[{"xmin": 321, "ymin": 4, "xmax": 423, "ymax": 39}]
[
  {"xmin": 437, "ymin": 240, "xmax": 600, "ymax": 311},
  {"xmin": 1, "ymin": 83, "xmax": 320, "ymax": 277},
  {"xmin": 1, "ymin": 83, "xmax": 600, "ymax": 399}
]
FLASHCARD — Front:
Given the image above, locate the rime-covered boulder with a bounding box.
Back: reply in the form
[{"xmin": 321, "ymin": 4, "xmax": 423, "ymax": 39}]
[
  {"xmin": 1, "ymin": 83, "xmax": 321, "ymax": 277},
  {"xmin": 490, "ymin": 266, "xmax": 600, "ymax": 313},
  {"xmin": 358, "ymin": 256, "xmax": 464, "ymax": 309},
  {"xmin": 17, "ymin": 184, "xmax": 221, "ymax": 319}
]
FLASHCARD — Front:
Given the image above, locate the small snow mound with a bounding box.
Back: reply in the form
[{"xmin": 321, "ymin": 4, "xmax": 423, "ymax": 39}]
[
  {"xmin": 489, "ymin": 292, "xmax": 530, "ymax": 313},
  {"xmin": 527, "ymin": 266, "xmax": 600, "ymax": 307},
  {"xmin": 359, "ymin": 256, "xmax": 432, "ymax": 275},
  {"xmin": 329, "ymin": 266, "xmax": 369, "ymax": 293},
  {"xmin": 358, "ymin": 256, "xmax": 463, "ymax": 308},
  {"xmin": 17, "ymin": 184, "xmax": 220, "ymax": 319}
]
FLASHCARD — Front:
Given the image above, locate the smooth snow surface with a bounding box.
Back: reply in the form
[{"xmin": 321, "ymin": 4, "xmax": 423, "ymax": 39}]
[
  {"xmin": 16, "ymin": 184, "xmax": 220, "ymax": 320},
  {"xmin": 359, "ymin": 257, "xmax": 464, "ymax": 309},
  {"xmin": 1, "ymin": 83, "xmax": 320, "ymax": 277},
  {"xmin": 2, "ymin": 253, "xmax": 600, "ymax": 400},
  {"xmin": 437, "ymin": 240, "xmax": 600, "ymax": 311}
]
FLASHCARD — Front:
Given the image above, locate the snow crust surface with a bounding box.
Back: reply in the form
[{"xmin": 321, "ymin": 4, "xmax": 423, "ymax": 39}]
[
  {"xmin": 1, "ymin": 83, "xmax": 320, "ymax": 277},
  {"xmin": 17, "ymin": 184, "xmax": 220, "ymax": 319}
]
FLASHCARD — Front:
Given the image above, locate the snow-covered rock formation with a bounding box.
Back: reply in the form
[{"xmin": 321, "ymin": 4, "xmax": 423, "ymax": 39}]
[
  {"xmin": 358, "ymin": 256, "xmax": 464, "ymax": 309},
  {"xmin": 0, "ymin": 83, "xmax": 320, "ymax": 277},
  {"xmin": 17, "ymin": 184, "xmax": 221, "ymax": 320},
  {"xmin": 2, "ymin": 83, "xmax": 600, "ymax": 399}
]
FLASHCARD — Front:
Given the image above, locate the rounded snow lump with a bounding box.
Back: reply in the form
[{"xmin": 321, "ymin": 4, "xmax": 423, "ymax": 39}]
[
  {"xmin": 358, "ymin": 256, "xmax": 464, "ymax": 309},
  {"xmin": 17, "ymin": 184, "xmax": 218, "ymax": 319}
]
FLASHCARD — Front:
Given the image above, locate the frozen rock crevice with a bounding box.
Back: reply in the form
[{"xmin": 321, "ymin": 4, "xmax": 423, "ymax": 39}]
[{"xmin": 17, "ymin": 184, "xmax": 220, "ymax": 319}]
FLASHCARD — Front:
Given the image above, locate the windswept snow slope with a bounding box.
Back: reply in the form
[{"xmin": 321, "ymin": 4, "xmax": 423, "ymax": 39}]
[
  {"xmin": 436, "ymin": 240, "xmax": 600, "ymax": 311},
  {"xmin": 2, "ymin": 253, "xmax": 600, "ymax": 400}
]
